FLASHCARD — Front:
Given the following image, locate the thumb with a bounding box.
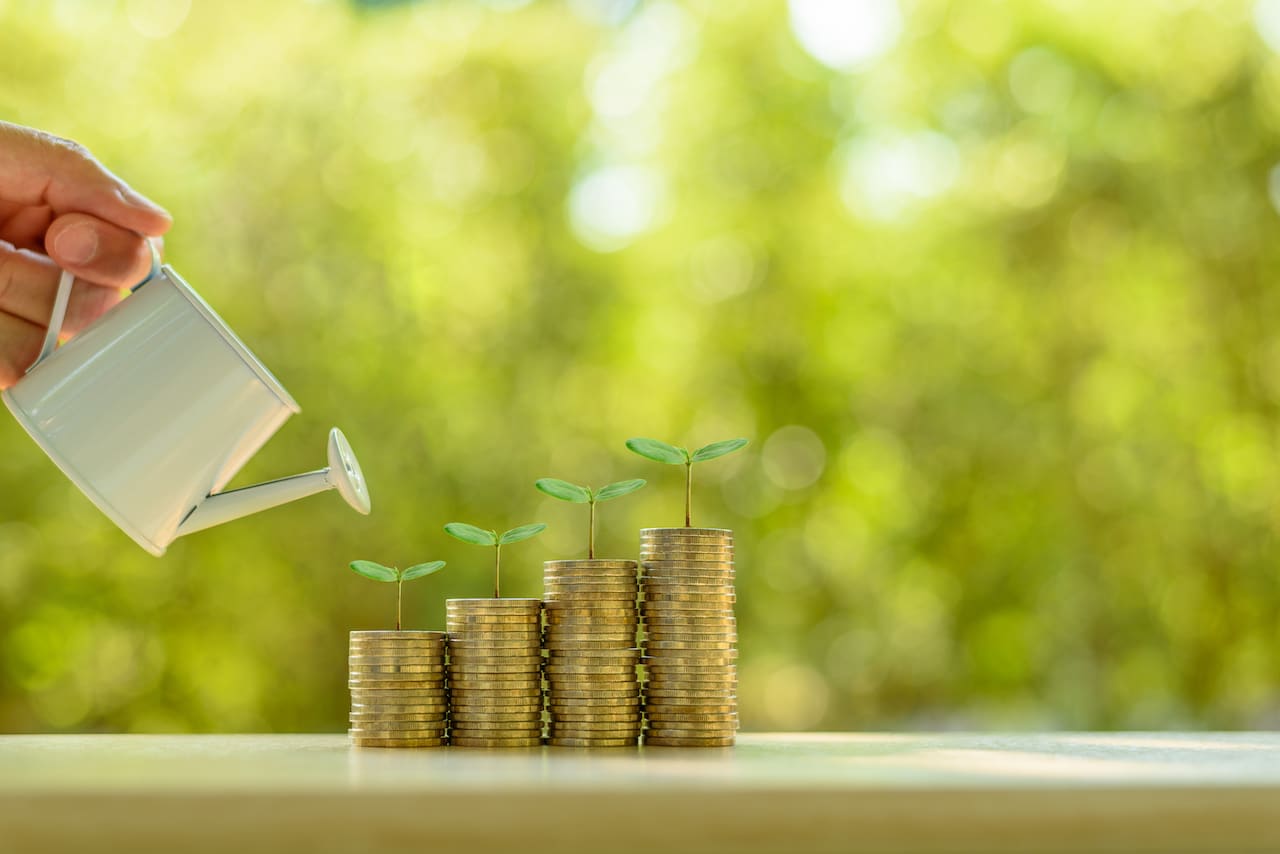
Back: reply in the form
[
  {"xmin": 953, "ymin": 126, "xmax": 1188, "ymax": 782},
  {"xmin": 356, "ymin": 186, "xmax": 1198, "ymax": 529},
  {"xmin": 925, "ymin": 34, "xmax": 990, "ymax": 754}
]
[{"xmin": 0, "ymin": 121, "xmax": 171, "ymax": 237}]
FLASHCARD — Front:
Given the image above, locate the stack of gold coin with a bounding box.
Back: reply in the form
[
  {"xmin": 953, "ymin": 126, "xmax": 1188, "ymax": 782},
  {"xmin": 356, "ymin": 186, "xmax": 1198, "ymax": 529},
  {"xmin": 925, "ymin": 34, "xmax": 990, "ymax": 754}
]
[
  {"xmin": 542, "ymin": 559, "xmax": 642, "ymax": 748},
  {"xmin": 348, "ymin": 630, "xmax": 448, "ymax": 748},
  {"xmin": 639, "ymin": 528, "xmax": 738, "ymax": 747},
  {"xmin": 446, "ymin": 599, "xmax": 544, "ymax": 748}
]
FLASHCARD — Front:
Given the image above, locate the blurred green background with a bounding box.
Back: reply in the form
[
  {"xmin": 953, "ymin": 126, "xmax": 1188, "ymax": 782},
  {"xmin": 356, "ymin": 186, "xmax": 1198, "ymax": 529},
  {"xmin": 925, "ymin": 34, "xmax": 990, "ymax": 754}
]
[{"xmin": 1, "ymin": 0, "xmax": 1280, "ymax": 734}]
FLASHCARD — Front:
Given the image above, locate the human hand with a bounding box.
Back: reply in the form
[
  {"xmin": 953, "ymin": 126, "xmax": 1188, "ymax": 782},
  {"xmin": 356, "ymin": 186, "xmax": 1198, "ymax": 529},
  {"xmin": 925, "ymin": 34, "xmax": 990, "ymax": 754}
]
[{"xmin": 0, "ymin": 120, "xmax": 171, "ymax": 388}]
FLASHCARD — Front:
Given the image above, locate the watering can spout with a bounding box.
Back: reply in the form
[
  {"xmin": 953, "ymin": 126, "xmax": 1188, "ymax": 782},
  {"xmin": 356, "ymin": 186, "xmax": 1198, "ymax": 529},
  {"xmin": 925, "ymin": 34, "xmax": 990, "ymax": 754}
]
[{"xmin": 176, "ymin": 427, "xmax": 372, "ymax": 538}]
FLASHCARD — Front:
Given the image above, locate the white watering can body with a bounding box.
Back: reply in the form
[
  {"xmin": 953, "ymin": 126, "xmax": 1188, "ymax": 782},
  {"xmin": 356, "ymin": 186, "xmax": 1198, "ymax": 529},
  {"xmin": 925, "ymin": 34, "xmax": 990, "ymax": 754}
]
[{"xmin": 1, "ymin": 264, "xmax": 371, "ymax": 556}]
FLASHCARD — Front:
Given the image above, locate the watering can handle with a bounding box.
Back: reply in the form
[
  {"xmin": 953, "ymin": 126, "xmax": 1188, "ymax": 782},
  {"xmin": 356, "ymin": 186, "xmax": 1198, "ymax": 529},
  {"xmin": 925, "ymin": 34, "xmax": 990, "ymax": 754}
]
[{"xmin": 28, "ymin": 238, "xmax": 162, "ymax": 374}]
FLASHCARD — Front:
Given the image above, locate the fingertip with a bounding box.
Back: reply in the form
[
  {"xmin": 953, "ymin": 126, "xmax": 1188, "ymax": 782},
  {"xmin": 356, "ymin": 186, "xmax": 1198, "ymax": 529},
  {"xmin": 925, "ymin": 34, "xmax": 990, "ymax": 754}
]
[{"xmin": 116, "ymin": 186, "xmax": 172, "ymax": 236}]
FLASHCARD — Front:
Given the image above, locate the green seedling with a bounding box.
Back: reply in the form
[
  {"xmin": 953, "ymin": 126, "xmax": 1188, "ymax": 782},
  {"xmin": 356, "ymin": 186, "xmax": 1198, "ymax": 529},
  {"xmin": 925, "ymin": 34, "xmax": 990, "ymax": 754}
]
[
  {"xmin": 625, "ymin": 437, "xmax": 749, "ymax": 527},
  {"xmin": 349, "ymin": 560, "xmax": 447, "ymax": 631},
  {"xmin": 444, "ymin": 522, "xmax": 547, "ymax": 598},
  {"xmin": 535, "ymin": 478, "xmax": 646, "ymax": 558}
]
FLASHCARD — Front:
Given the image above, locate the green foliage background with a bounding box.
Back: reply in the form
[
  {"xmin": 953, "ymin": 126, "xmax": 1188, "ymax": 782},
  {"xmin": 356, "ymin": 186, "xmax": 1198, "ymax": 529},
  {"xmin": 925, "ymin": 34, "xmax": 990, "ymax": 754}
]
[{"xmin": 1, "ymin": 0, "xmax": 1279, "ymax": 733}]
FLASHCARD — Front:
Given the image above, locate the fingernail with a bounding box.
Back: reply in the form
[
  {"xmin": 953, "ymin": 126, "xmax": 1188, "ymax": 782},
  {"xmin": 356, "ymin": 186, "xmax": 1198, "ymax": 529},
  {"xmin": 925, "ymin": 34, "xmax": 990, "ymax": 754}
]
[
  {"xmin": 122, "ymin": 187, "xmax": 171, "ymax": 220},
  {"xmin": 53, "ymin": 223, "xmax": 99, "ymax": 265}
]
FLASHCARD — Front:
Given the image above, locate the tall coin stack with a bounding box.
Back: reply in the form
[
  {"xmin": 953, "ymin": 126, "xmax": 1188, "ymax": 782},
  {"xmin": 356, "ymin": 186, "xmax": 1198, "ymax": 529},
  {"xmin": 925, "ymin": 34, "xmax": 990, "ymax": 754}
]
[
  {"xmin": 446, "ymin": 598, "xmax": 544, "ymax": 747},
  {"xmin": 542, "ymin": 560, "xmax": 642, "ymax": 748},
  {"xmin": 348, "ymin": 630, "xmax": 448, "ymax": 748},
  {"xmin": 639, "ymin": 528, "xmax": 738, "ymax": 747}
]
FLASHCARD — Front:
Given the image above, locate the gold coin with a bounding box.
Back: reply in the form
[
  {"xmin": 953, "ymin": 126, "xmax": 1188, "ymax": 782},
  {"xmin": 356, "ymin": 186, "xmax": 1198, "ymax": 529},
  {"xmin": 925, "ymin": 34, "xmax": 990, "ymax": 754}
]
[
  {"xmin": 349, "ymin": 636, "xmax": 448, "ymax": 645},
  {"xmin": 641, "ymin": 526, "xmax": 732, "ymax": 536},
  {"xmin": 447, "ymin": 631, "xmax": 541, "ymax": 641},
  {"xmin": 349, "ymin": 731, "xmax": 448, "ymax": 741},
  {"xmin": 544, "ymin": 577, "xmax": 638, "ymax": 587},
  {"xmin": 645, "ymin": 674, "xmax": 737, "ymax": 686},
  {"xmin": 544, "ymin": 663, "xmax": 636, "ymax": 674},
  {"xmin": 347, "ymin": 645, "xmax": 447, "ymax": 657},
  {"xmin": 350, "ymin": 709, "xmax": 448, "ymax": 720},
  {"xmin": 645, "ymin": 713, "xmax": 738, "ymax": 724},
  {"xmin": 348, "ymin": 654, "xmax": 446, "ymax": 665},
  {"xmin": 543, "ymin": 594, "xmax": 636, "ymax": 604},
  {"xmin": 449, "ymin": 736, "xmax": 544, "ymax": 748},
  {"xmin": 547, "ymin": 679, "xmax": 638, "ymax": 690},
  {"xmin": 349, "ymin": 630, "xmax": 448, "ymax": 641},
  {"xmin": 645, "ymin": 701, "xmax": 737, "ymax": 717},
  {"xmin": 645, "ymin": 679, "xmax": 736, "ymax": 691},
  {"xmin": 546, "ymin": 689, "xmax": 640, "ymax": 699},
  {"xmin": 544, "ymin": 560, "xmax": 637, "ymax": 570},
  {"xmin": 544, "ymin": 637, "xmax": 635, "ymax": 648},
  {"xmin": 645, "ymin": 724, "xmax": 736, "ymax": 737},
  {"xmin": 544, "ymin": 636, "xmax": 637, "ymax": 646},
  {"xmin": 550, "ymin": 725, "xmax": 642, "ymax": 736},
  {"xmin": 642, "ymin": 652, "xmax": 737, "ymax": 663},
  {"xmin": 644, "ymin": 688, "xmax": 736, "ymax": 699},
  {"xmin": 348, "ymin": 686, "xmax": 448, "ymax": 696},
  {"xmin": 644, "ymin": 737, "xmax": 735, "ymax": 748},
  {"xmin": 349, "ymin": 722, "xmax": 449, "ymax": 735},
  {"xmin": 644, "ymin": 626, "xmax": 737, "ymax": 636},
  {"xmin": 449, "ymin": 724, "xmax": 542, "ymax": 733},
  {"xmin": 547, "ymin": 737, "xmax": 638, "ymax": 748},
  {"xmin": 644, "ymin": 590, "xmax": 735, "ymax": 602},
  {"xmin": 548, "ymin": 697, "xmax": 638, "ymax": 708},
  {"xmin": 645, "ymin": 639, "xmax": 736, "ymax": 649},
  {"xmin": 644, "ymin": 718, "xmax": 738, "ymax": 731},
  {"xmin": 445, "ymin": 624, "xmax": 540, "ymax": 637},
  {"xmin": 446, "ymin": 614, "xmax": 541, "ymax": 625},
  {"xmin": 544, "ymin": 631, "xmax": 637, "ymax": 641},
  {"xmin": 350, "ymin": 687, "xmax": 449, "ymax": 698},
  {"xmin": 640, "ymin": 579, "xmax": 734, "ymax": 590},
  {"xmin": 549, "ymin": 726, "xmax": 641, "ymax": 738},
  {"xmin": 350, "ymin": 737, "xmax": 447, "ymax": 749},
  {"xmin": 447, "ymin": 650, "xmax": 543, "ymax": 659},
  {"xmin": 549, "ymin": 711, "xmax": 642, "ymax": 722},
  {"xmin": 447, "ymin": 598, "xmax": 542, "ymax": 608},
  {"xmin": 542, "ymin": 647, "xmax": 637, "ymax": 655},
  {"xmin": 545, "ymin": 613, "xmax": 638, "ymax": 623},
  {"xmin": 351, "ymin": 698, "xmax": 448, "ymax": 710},
  {"xmin": 451, "ymin": 700, "xmax": 544, "ymax": 711},
  {"xmin": 348, "ymin": 669, "xmax": 447, "ymax": 680},
  {"xmin": 448, "ymin": 686, "xmax": 542, "ymax": 696},
  {"xmin": 543, "ymin": 605, "xmax": 638, "ymax": 616},
  {"xmin": 640, "ymin": 560, "xmax": 734, "ymax": 569},
  {"xmin": 640, "ymin": 601, "xmax": 735, "ymax": 612},
  {"xmin": 450, "ymin": 711, "xmax": 543, "ymax": 721}
]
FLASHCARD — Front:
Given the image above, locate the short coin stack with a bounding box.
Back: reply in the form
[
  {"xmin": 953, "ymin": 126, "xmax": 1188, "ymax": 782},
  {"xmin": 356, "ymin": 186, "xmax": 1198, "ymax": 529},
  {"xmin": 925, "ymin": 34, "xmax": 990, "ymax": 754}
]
[
  {"xmin": 639, "ymin": 528, "xmax": 738, "ymax": 747},
  {"xmin": 543, "ymin": 560, "xmax": 642, "ymax": 748},
  {"xmin": 348, "ymin": 630, "xmax": 448, "ymax": 748},
  {"xmin": 446, "ymin": 598, "xmax": 544, "ymax": 747}
]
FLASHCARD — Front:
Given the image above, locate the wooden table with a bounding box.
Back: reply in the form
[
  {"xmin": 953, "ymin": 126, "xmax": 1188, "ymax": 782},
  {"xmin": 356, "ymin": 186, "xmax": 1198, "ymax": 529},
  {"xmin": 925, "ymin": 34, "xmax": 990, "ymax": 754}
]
[{"xmin": 1, "ymin": 733, "xmax": 1277, "ymax": 853}]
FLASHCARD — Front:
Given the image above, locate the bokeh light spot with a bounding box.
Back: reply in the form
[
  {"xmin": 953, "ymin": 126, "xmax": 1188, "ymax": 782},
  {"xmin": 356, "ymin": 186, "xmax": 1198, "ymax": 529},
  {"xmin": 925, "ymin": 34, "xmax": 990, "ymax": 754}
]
[
  {"xmin": 762, "ymin": 425, "xmax": 827, "ymax": 491},
  {"xmin": 1008, "ymin": 47, "xmax": 1076, "ymax": 115},
  {"xmin": 126, "ymin": 0, "xmax": 190, "ymax": 39},
  {"xmin": 838, "ymin": 130, "xmax": 960, "ymax": 221},
  {"xmin": 788, "ymin": 0, "xmax": 901, "ymax": 71},
  {"xmin": 568, "ymin": 164, "xmax": 664, "ymax": 251},
  {"xmin": 1255, "ymin": 0, "xmax": 1280, "ymax": 53}
]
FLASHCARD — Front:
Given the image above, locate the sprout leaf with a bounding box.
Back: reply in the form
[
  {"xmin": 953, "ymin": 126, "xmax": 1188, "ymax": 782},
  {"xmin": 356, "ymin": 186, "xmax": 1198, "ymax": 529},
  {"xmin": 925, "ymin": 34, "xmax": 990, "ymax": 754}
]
[
  {"xmin": 350, "ymin": 560, "xmax": 398, "ymax": 582},
  {"xmin": 499, "ymin": 523, "xmax": 548, "ymax": 545},
  {"xmin": 535, "ymin": 478, "xmax": 592, "ymax": 503},
  {"xmin": 401, "ymin": 560, "xmax": 447, "ymax": 581},
  {"xmin": 595, "ymin": 478, "xmax": 647, "ymax": 502},
  {"xmin": 625, "ymin": 437, "xmax": 687, "ymax": 465},
  {"xmin": 444, "ymin": 523, "xmax": 499, "ymax": 546},
  {"xmin": 691, "ymin": 438, "xmax": 749, "ymax": 463}
]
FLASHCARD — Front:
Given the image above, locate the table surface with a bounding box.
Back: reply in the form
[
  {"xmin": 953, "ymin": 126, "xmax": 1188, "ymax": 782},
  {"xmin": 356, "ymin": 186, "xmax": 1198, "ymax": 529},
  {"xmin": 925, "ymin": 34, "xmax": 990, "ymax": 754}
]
[{"xmin": 1, "ymin": 732, "xmax": 1278, "ymax": 853}]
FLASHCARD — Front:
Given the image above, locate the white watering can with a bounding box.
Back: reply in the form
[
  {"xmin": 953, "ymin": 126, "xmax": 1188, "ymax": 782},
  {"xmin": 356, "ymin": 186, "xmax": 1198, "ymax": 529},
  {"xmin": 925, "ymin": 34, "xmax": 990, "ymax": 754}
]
[{"xmin": 1, "ymin": 258, "xmax": 372, "ymax": 556}]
